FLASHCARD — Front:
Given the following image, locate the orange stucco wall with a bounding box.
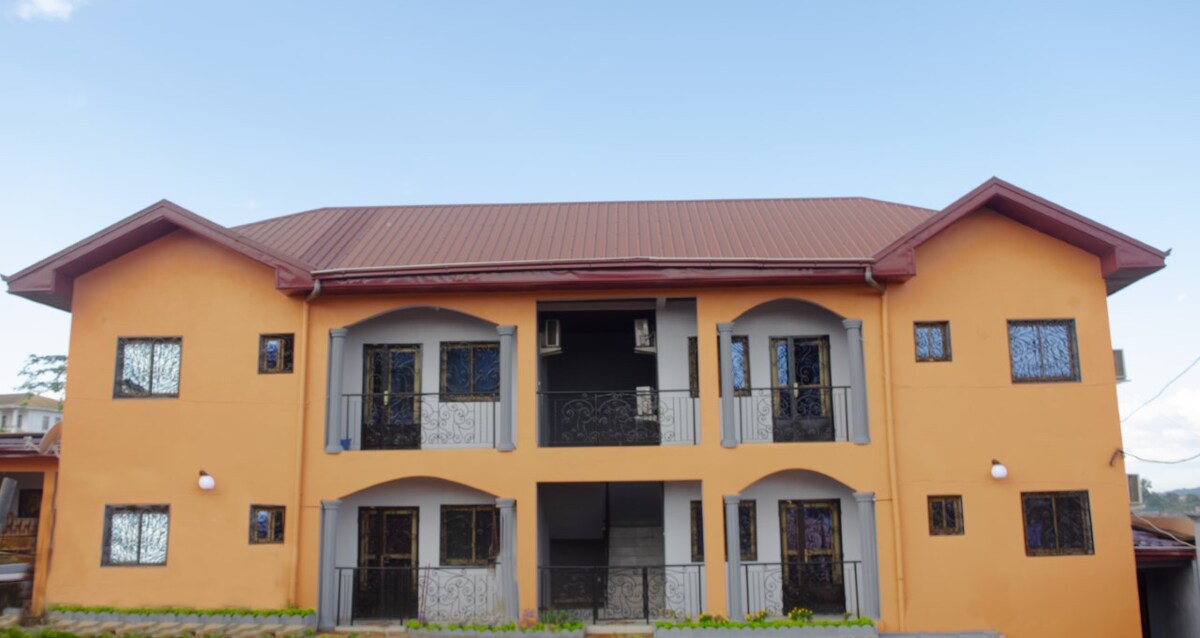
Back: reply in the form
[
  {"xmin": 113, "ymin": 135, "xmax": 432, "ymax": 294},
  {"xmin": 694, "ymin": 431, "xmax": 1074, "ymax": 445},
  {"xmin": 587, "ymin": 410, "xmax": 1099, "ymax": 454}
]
[{"xmin": 44, "ymin": 211, "xmax": 1141, "ymax": 637}]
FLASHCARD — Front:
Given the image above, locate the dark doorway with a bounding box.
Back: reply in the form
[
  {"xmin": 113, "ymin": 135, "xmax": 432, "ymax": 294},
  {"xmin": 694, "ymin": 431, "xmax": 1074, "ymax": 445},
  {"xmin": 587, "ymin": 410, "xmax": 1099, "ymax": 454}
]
[
  {"xmin": 769, "ymin": 337, "xmax": 834, "ymax": 442},
  {"xmin": 362, "ymin": 344, "xmax": 422, "ymax": 449},
  {"xmin": 356, "ymin": 507, "xmax": 419, "ymax": 620},
  {"xmin": 779, "ymin": 499, "xmax": 846, "ymax": 614}
]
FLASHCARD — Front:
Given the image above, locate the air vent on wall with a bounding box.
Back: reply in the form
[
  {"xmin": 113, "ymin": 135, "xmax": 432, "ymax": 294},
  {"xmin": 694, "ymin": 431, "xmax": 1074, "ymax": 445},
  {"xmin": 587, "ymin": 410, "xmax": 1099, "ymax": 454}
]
[
  {"xmin": 1114, "ymin": 349, "xmax": 1128, "ymax": 383},
  {"xmin": 634, "ymin": 318, "xmax": 656, "ymax": 354},
  {"xmin": 1128, "ymin": 473, "xmax": 1142, "ymax": 506},
  {"xmin": 540, "ymin": 319, "xmax": 562, "ymax": 356}
]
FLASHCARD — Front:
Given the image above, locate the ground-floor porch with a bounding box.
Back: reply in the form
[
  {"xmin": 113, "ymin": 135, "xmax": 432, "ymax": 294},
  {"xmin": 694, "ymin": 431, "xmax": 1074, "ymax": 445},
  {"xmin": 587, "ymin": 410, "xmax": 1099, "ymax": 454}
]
[{"xmin": 0, "ymin": 431, "xmax": 59, "ymax": 618}]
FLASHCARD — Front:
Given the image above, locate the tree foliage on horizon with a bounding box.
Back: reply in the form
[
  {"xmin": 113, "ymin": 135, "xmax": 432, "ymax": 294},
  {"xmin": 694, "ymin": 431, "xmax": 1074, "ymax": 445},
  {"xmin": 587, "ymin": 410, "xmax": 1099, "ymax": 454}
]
[
  {"xmin": 1140, "ymin": 478, "xmax": 1200, "ymax": 516},
  {"xmin": 17, "ymin": 353, "xmax": 66, "ymax": 408}
]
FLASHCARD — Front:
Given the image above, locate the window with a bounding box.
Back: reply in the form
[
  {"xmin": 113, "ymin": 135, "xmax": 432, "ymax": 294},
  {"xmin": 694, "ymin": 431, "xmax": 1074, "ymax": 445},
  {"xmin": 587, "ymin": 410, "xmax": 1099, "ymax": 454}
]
[
  {"xmin": 114, "ymin": 337, "xmax": 182, "ymax": 397},
  {"xmin": 440, "ymin": 342, "xmax": 500, "ymax": 401},
  {"xmin": 441, "ymin": 505, "xmax": 498, "ymax": 565},
  {"xmin": 1, "ymin": 414, "xmax": 6, "ymax": 429},
  {"xmin": 249, "ymin": 505, "xmax": 285, "ymax": 544},
  {"xmin": 18, "ymin": 490, "xmax": 42, "ymax": 519},
  {"xmin": 688, "ymin": 336, "xmax": 751, "ymax": 398},
  {"xmin": 690, "ymin": 500, "xmax": 756, "ymax": 562},
  {"xmin": 914, "ymin": 322, "xmax": 951, "ymax": 362},
  {"xmin": 1021, "ymin": 491, "xmax": 1093, "ymax": 556},
  {"xmin": 258, "ymin": 334, "xmax": 294, "ymax": 374},
  {"xmin": 1008, "ymin": 320, "xmax": 1079, "ymax": 383},
  {"xmin": 41, "ymin": 415, "xmax": 50, "ymax": 430},
  {"xmin": 102, "ymin": 505, "xmax": 169, "ymax": 566},
  {"xmin": 927, "ymin": 495, "xmax": 964, "ymax": 535}
]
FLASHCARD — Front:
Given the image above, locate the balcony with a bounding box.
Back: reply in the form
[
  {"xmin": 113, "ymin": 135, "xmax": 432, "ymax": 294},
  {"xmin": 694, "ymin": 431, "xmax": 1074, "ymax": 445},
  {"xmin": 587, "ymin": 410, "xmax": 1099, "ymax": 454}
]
[
  {"xmin": 336, "ymin": 393, "xmax": 498, "ymax": 450},
  {"xmin": 732, "ymin": 386, "xmax": 852, "ymax": 443},
  {"xmin": 539, "ymin": 389, "xmax": 697, "ymax": 447}
]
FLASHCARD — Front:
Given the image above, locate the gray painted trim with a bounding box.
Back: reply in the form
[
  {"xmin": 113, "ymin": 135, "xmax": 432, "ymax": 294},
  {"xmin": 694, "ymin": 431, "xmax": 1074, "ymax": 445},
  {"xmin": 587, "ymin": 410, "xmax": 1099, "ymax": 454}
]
[
  {"xmin": 853, "ymin": 491, "xmax": 881, "ymax": 620},
  {"xmin": 496, "ymin": 326, "xmax": 516, "ymax": 452},
  {"xmin": 317, "ymin": 499, "xmax": 342, "ymax": 631},
  {"xmin": 496, "ymin": 497, "xmax": 518, "ymax": 621},
  {"xmin": 842, "ymin": 319, "xmax": 870, "ymax": 445},
  {"xmin": 718, "ymin": 323, "xmax": 737, "ymax": 448},
  {"xmin": 724, "ymin": 495, "xmax": 744, "ymax": 620},
  {"xmin": 325, "ymin": 329, "xmax": 348, "ymax": 454}
]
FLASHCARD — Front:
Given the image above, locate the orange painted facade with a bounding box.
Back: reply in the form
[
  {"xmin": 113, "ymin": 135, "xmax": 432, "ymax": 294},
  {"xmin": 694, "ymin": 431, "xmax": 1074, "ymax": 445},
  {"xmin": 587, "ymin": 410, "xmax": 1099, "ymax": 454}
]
[{"xmin": 13, "ymin": 195, "xmax": 1159, "ymax": 637}]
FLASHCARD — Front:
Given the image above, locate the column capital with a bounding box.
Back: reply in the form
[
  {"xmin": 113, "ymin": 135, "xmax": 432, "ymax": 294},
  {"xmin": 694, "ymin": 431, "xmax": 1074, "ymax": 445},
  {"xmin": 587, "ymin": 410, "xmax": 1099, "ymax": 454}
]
[
  {"xmin": 321, "ymin": 499, "xmax": 342, "ymax": 511},
  {"xmin": 853, "ymin": 491, "xmax": 876, "ymax": 504},
  {"xmin": 329, "ymin": 328, "xmax": 348, "ymax": 338},
  {"xmin": 723, "ymin": 494, "xmax": 742, "ymax": 506},
  {"xmin": 496, "ymin": 497, "xmax": 516, "ymax": 509},
  {"xmin": 842, "ymin": 319, "xmax": 863, "ymax": 331},
  {"xmin": 716, "ymin": 322, "xmax": 735, "ymax": 334},
  {"xmin": 496, "ymin": 325, "xmax": 516, "ymax": 336}
]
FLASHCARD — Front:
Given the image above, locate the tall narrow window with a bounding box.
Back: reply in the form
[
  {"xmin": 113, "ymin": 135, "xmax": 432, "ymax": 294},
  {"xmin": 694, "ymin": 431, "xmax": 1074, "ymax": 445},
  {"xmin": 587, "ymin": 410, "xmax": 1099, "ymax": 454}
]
[
  {"xmin": 258, "ymin": 334, "xmax": 294, "ymax": 374},
  {"xmin": 114, "ymin": 337, "xmax": 182, "ymax": 398},
  {"xmin": 102, "ymin": 505, "xmax": 169, "ymax": 566},
  {"xmin": 927, "ymin": 495, "xmax": 964, "ymax": 535},
  {"xmin": 1008, "ymin": 320, "xmax": 1080, "ymax": 383},
  {"xmin": 914, "ymin": 322, "xmax": 952, "ymax": 362},
  {"xmin": 687, "ymin": 336, "xmax": 751, "ymax": 397},
  {"xmin": 249, "ymin": 505, "xmax": 285, "ymax": 544},
  {"xmin": 1021, "ymin": 491, "xmax": 1094, "ymax": 556},
  {"xmin": 441, "ymin": 342, "xmax": 500, "ymax": 401},
  {"xmin": 441, "ymin": 505, "xmax": 498, "ymax": 565},
  {"xmin": 690, "ymin": 500, "xmax": 756, "ymax": 562}
]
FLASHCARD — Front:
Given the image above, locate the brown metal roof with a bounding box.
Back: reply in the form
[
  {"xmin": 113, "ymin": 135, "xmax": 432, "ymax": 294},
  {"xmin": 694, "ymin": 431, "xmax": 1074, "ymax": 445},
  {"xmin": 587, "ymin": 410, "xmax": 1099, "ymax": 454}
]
[{"xmin": 232, "ymin": 197, "xmax": 935, "ymax": 272}]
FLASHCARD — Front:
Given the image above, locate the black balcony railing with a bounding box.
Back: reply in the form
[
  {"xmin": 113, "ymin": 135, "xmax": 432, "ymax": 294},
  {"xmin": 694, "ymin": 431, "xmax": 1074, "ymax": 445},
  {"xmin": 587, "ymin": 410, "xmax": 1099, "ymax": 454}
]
[
  {"xmin": 335, "ymin": 566, "xmax": 500, "ymax": 625},
  {"xmin": 539, "ymin": 390, "xmax": 697, "ymax": 447},
  {"xmin": 732, "ymin": 386, "xmax": 850, "ymax": 443},
  {"xmin": 539, "ymin": 565, "xmax": 703, "ymax": 622},
  {"xmin": 743, "ymin": 560, "xmax": 861, "ymax": 617},
  {"xmin": 339, "ymin": 393, "xmax": 498, "ymax": 450}
]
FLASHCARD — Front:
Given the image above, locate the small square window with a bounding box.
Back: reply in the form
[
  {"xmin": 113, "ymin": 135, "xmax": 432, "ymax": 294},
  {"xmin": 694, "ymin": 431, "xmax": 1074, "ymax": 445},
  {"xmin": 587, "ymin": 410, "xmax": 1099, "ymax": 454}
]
[
  {"xmin": 914, "ymin": 322, "xmax": 951, "ymax": 362},
  {"xmin": 927, "ymin": 495, "xmax": 964, "ymax": 535},
  {"xmin": 440, "ymin": 342, "xmax": 500, "ymax": 401},
  {"xmin": 249, "ymin": 505, "xmax": 285, "ymax": 544},
  {"xmin": 102, "ymin": 505, "xmax": 169, "ymax": 566},
  {"xmin": 114, "ymin": 338, "xmax": 182, "ymax": 398},
  {"xmin": 1008, "ymin": 319, "xmax": 1080, "ymax": 383},
  {"xmin": 441, "ymin": 505, "xmax": 498, "ymax": 565},
  {"xmin": 258, "ymin": 334, "xmax": 294, "ymax": 374},
  {"xmin": 1021, "ymin": 491, "xmax": 1094, "ymax": 556}
]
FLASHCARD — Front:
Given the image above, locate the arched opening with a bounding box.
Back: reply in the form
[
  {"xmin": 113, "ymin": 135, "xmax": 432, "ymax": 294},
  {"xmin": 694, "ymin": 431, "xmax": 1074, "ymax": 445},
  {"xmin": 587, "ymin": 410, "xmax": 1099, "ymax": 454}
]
[
  {"xmin": 728, "ymin": 299, "xmax": 854, "ymax": 443},
  {"xmin": 337, "ymin": 307, "xmax": 502, "ymax": 451},
  {"xmin": 735, "ymin": 470, "xmax": 865, "ymax": 618},
  {"xmin": 332, "ymin": 477, "xmax": 503, "ymax": 625}
]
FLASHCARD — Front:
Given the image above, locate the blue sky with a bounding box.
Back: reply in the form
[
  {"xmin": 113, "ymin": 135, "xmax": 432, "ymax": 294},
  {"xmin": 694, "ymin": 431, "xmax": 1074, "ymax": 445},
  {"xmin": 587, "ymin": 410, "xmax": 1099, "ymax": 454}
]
[{"xmin": 1, "ymin": 1, "xmax": 1197, "ymax": 488}]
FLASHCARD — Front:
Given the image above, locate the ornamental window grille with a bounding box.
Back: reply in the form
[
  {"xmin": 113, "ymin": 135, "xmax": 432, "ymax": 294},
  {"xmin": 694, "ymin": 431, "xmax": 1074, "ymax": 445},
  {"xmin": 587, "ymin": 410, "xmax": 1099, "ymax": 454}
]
[
  {"xmin": 249, "ymin": 505, "xmax": 285, "ymax": 544},
  {"xmin": 1021, "ymin": 491, "xmax": 1094, "ymax": 556},
  {"xmin": 1008, "ymin": 320, "xmax": 1080, "ymax": 383},
  {"xmin": 440, "ymin": 342, "xmax": 501, "ymax": 401},
  {"xmin": 440, "ymin": 505, "xmax": 498, "ymax": 566},
  {"xmin": 102, "ymin": 505, "xmax": 169, "ymax": 566},
  {"xmin": 690, "ymin": 499, "xmax": 756, "ymax": 562},
  {"xmin": 258, "ymin": 334, "xmax": 294, "ymax": 374},
  {"xmin": 114, "ymin": 337, "xmax": 182, "ymax": 398},
  {"xmin": 688, "ymin": 335, "xmax": 751, "ymax": 398},
  {"xmin": 927, "ymin": 495, "xmax": 964, "ymax": 535},
  {"xmin": 914, "ymin": 321, "xmax": 952, "ymax": 362}
]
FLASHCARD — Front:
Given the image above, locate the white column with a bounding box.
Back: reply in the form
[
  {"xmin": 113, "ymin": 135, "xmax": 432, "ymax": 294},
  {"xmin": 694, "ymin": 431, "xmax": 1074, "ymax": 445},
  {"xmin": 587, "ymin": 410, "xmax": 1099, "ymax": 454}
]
[
  {"xmin": 325, "ymin": 328, "xmax": 348, "ymax": 453},
  {"xmin": 842, "ymin": 319, "xmax": 870, "ymax": 444},
  {"xmin": 853, "ymin": 492, "xmax": 881, "ymax": 619},
  {"xmin": 724, "ymin": 495, "xmax": 744, "ymax": 619},
  {"xmin": 497, "ymin": 326, "xmax": 516, "ymax": 451},
  {"xmin": 497, "ymin": 498, "xmax": 519, "ymax": 621},
  {"xmin": 718, "ymin": 323, "xmax": 737, "ymax": 448},
  {"xmin": 317, "ymin": 499, "xmax": 342, "ymax": 630}
]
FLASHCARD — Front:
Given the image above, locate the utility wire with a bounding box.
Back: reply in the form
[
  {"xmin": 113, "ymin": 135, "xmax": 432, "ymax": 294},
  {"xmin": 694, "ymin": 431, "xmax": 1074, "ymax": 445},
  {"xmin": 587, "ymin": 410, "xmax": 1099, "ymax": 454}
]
[
  {"xmin": 1121, "ymin": 353, "xmax": 1200, "ymax": 423},
  {"xmin": 1132, "ymin": 511, "xmax": 1196, "ymax": 549},
  {"xmin": 1123, "ymin": 449, "xmax": 1200, "ymax": 465}
]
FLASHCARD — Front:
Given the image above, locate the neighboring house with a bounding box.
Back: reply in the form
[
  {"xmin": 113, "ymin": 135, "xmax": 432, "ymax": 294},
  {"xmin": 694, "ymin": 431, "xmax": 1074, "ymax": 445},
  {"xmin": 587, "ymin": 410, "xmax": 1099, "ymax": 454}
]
[
  {"xmin": 2, "ymin": 178, "xmax": 1168, "ymax": 638},
  {"xmin": 1132, "ymin": 514, "xmax": 1199, "ymax": 637},
  {"xmin": 0, "ymin": 395, "xmax": 61, "ymax": 434},
  {"xmin": 0, "ymin": 428, "xmax": 60, "ymax": 613}
]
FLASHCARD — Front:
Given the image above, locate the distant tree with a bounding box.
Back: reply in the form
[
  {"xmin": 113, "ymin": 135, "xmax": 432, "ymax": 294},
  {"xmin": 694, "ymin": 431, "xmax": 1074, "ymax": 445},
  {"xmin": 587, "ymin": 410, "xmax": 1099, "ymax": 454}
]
[
  {"xmin": 1140, "ymin": 477, "xmax": 1200, "ymax": 515},
  {"xmin": 17, "ymin": 354, "xmax": 66, "ymax": 409}
]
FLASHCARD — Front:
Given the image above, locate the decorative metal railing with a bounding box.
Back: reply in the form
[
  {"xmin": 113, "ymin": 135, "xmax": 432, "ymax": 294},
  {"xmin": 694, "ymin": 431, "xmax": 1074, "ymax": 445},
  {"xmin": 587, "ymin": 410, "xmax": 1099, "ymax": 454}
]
[
  {"xmin": 539, "ymin": 390, "xmax": 697, "ymax": 447},
  {"xmin": 339, "ymin": 393, "xmax": 498, "ymax": 450},
  {"xmin": 732, "ymin": 386, "xmax": 851, "ymax": 443},
  {"xmin": 742, "ymin": 560, "xmax": 861, "ymax": 618},
  {"xmin": 335, "ymin": 566, "xmax": 501, "ymax": 625},
  {"xmin": 538, "ymin": 565, "xmax": 704, "ymax": 622}
]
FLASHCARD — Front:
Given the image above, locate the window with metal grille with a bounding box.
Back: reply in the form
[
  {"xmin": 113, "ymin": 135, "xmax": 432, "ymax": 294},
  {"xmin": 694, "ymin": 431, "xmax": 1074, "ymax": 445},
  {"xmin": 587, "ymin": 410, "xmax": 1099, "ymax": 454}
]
[
  {"xmin": 441, "ymin": 505, "xmax": 498, "ymax": 565},
  {"xmin": 114, "ymin": 337, "xmax": 182, "ymax": 397},
  {"xmin": 688, "ymin": 336, "xmax": 751, "ymax": 398},
  {"xmin": 690, "ymin": 500, "xmax": 756, "ymax": 562},
  {"xmin": 1021, "ymin": 491, "xmax": 1094, "ymax": 556},
  {"xmin": 1008, "ymin": 320, "xmax": 1080, "ymax": 383},
  {"xmin": 927, "ymin": 495, "xmax": 964, "ymax": 535},
  {"xmin": 249, "ymin": 505, "xmax": 285, "ymax": 544},
  {"xmin": 914, "ymin": 322, "xmax": 952, "ymax": 362},
  {"xmin": 102, "ymin": 505, "xmax": 169, "ymax": 566},
  {"xmin": 440, "ymin": 342, "xmax": 501, "ymax": 401},
  {"xmin": 258, "ymin": 334, "xmax": 294, "ymax": 374}
]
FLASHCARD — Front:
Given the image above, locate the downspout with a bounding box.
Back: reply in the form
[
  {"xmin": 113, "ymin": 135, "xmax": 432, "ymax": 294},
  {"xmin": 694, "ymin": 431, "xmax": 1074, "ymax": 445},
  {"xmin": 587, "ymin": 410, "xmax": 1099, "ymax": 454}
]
[
  {"xmin": 867, "ymin": 267, "xmax": 907, "ymax": 630},
  {"xmin": 288, "ymin": 280, "xmax": 320, "ymax": 604}
]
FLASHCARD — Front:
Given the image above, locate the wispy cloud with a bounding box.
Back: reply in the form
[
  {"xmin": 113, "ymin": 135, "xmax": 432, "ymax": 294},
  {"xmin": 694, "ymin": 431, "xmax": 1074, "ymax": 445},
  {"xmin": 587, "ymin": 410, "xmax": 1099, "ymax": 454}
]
[{"xmin": 15, "ymin": 0, "xmax": 86, "ymax": 21}]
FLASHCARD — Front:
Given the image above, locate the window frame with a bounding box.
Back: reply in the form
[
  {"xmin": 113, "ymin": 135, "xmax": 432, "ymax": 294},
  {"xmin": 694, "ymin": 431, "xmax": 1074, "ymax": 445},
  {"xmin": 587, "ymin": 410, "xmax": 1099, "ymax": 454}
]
[
  {"xmin": 689, "ymin": 499, "xmax": 757, "ymax": 562},
  {"xmin": 439, "ymin": 341, "xmax": 501, "ymax": 402},
  {"xmin": 248, "ymin": 505, "xmax": 286, "ymax": 544},
  {"xmin": 927, "ymin": 495, "xmax": 964, "ymax": 536},
  {"xmin": 1007, "ymin": 319, "xmax": 1081, "ymax": 383},
  {"xmin": 101, "ymin": 504, "xmax": 170, "ymax": 567},
  {"xmin": 258, "ymin": 334, "xmax": 295, "ymax": 374},
  {"xmin": 687, "ymin": 335, "xmax": 751, "ymax": 398},
  {"xmin": 113, "ymin": 337, "xmax": 183, "ymax": 398},
  {"xmin": 1020, "ymin": 490, "xmax": 1094, "ymax": 556},
  {"xmin": 440, "ymin": 504, "xmax": 499, "ymax": 566},
  {"xmin": 913, "ymin": 321, "xmax": 952, "ymax": 362}
]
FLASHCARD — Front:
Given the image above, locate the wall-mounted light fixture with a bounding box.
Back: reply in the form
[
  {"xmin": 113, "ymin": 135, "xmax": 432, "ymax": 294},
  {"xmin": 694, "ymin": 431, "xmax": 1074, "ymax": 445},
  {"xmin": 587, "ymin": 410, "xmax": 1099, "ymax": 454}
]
[
  {"xmin": 990, "ymin": 460, "xmax": 1008, "ymax": 480},
  {"xmin": 198, "ymin": 470, "xmax": 216, "ymax": 491}
]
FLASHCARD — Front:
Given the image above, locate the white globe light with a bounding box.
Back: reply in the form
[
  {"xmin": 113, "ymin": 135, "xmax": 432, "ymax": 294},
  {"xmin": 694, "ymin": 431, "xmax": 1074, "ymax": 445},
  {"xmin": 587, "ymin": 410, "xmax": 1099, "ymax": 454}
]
[
  {"xmin": 198, "ymin": 471, "xmax": 216, "ymax": 491},
  {"xmin": 990, "ymin": 461, "xmax": 1008, "ymax": 480}
]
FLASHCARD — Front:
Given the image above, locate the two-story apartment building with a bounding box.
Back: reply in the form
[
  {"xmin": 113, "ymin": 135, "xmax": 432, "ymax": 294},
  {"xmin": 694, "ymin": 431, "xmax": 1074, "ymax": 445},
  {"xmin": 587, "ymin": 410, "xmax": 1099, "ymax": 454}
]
[
  {"xmin": 0, "ymin": 395, "xmax": 62, "ymax": 434},
  {"xmin": 3, "ymin": 178, "xmax": 1167, "ymax": 637}
]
